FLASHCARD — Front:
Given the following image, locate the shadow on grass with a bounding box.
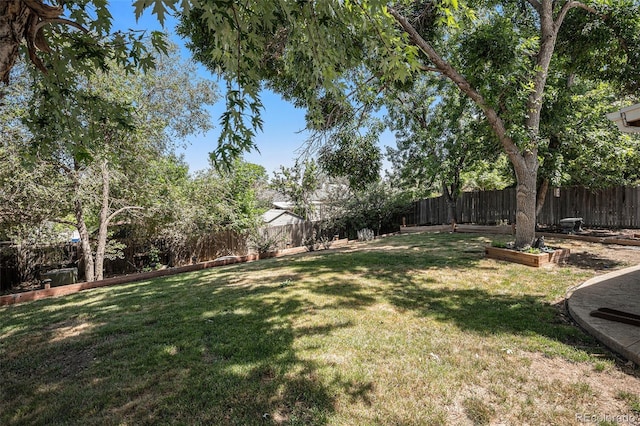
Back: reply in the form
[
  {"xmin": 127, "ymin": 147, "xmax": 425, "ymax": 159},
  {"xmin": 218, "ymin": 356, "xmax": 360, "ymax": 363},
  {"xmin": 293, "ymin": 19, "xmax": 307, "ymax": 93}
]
[
  {"xmin": 386, "ymin": 282, "xmax": 592, "ymax": 346},
  {"xmin": 0, "ymin": 233, "xmax": 617, "ymax": 424},
  {"xmin": 0, "ymin": 277, "xmax": 363, "ymax": 425},
  {"xmin": 240, "ymin": 239, "xmax": 602, "ymax": 355},
  {"xmin": 564, "ymin": 251, "xmax": 627, "ymax": 271}
]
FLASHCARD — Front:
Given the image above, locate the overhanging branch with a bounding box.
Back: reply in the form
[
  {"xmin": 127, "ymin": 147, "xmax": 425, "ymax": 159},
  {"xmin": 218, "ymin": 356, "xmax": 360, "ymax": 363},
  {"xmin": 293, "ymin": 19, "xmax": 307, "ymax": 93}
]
[
  {"xmin": 106, "ymin": 206, "xmax": 144, "ymax": 225},
  {"xmin": 386, "ymin": 6, "xmax": 524, "ymax": 167}
]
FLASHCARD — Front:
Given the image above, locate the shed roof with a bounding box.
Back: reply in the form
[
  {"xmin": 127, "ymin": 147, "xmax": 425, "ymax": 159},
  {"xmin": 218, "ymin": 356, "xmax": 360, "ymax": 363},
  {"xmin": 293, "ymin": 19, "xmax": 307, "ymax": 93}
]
[{"xmin": 262, "ymin": 209, "xmax": 304, "ymax": 224}]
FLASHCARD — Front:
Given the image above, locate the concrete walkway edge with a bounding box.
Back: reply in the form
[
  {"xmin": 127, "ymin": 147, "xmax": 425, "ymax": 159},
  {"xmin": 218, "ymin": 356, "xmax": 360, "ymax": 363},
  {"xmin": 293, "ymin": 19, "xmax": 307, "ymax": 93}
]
[{"xmin": 567, "ymin": 264, "xmax": 640, "ymax": 365}]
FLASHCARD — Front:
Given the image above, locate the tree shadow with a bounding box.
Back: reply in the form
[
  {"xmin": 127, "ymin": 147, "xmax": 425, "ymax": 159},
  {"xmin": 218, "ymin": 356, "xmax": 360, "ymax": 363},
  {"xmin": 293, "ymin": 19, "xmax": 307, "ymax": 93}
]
[
  {"xmin": 243, "ymin": 242, "xmax": 609, "ymax": 359},
  {"xmin": 3, "ymin": 232, "xmax": 628, "ymax": 424},
  {"xmin": 0, "ymin": 276, "xmax": 371, "ymax": 425},
  {"xmin": 386, "ymin": 282, "xmax": 584, "ymax": 341},
  {"xmin": 564, "ymin": 250, "xmax": 626, "ymax": 271}
]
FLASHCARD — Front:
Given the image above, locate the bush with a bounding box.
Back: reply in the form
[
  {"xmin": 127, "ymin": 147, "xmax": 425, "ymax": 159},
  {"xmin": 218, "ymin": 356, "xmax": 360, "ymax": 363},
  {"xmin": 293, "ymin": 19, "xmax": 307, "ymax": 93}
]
[{"xmin": 248, "ymin": 229, "xmax": 284, "ymax": 254}]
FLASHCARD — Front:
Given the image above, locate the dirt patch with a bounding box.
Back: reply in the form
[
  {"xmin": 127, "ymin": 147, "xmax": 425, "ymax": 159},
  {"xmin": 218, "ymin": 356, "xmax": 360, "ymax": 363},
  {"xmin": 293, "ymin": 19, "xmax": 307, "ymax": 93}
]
[
  {"xmin": 523, "ymin": 353, "xmax": 640, "ymax": 424},
  {"xmin": 548, "ymin": 238, "xmax": 640, "ymax": 271},
  {"xmin": 446, "ymin": 352, "xmax": 640, "ymax": 425}
]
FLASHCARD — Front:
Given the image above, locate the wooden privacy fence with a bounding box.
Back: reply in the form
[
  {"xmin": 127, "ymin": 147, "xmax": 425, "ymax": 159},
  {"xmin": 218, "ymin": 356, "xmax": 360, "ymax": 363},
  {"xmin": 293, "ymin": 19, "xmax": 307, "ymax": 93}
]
[
  {"xmin": 407, "ymin": 185, "xmax": 640, "ymax": 228},
  {"xmin": 538, "ymin": 186, "xmax": 640, "ymax": 228},
  {"xmin": 256, "ymin": 222, "xmax": 316, "ymax": 250},
  {"xmin": 0, "ymin": 222, "xmax": 330, "ymax": 291}
]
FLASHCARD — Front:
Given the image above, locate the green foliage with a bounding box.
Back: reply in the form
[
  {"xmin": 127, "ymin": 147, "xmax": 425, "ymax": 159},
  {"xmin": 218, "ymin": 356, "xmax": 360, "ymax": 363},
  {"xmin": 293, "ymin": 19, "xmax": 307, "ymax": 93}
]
[
  {"xmin": 318, "ymin": 124, "xmax": 383, "ymax": 191},
  {"xmin": 104, "ymin": 236, "xmax": 127, "ymax": 262},
  {"xmin": 176, "ymin": 0, "xmax": 413, "ymax": 163},
  {"xmin": 2, "ymin": 1, "xmax": 169, "ymax": 120},
  {"xmin": 540, "ymin": 78, "xmax": 640, "ymax": 189},
  {"xmin": 461, "ymin": 156, "xmax": 514, "ymax": 191},
  {"xmin": 386, "ymin": 78, "xmax": 507, "ymax": 200},
  {"xmin": 1, "ymin": 44, "xmax": 218, "ymax": 280},
  {"xmin": 270, "ymin": 160, "xmax": 320, "ymax": 220},
  {"xmin": 328, "ymin": 180, "xmax": 411, "ymax": 238},
  {"xmin": 187, "ymin": 159, "xmax": 269, "ymax": 232},
  {"xmin": 6, "ymin": 0, "xmax": 640, "ymax": 249},
  {"xmin": 248, "ymin": 228, "xmax": 284, "ymax": 254},
  {"xmin": 557, "ymin": 2, "xmax": 640, "ymax": 94},
  {"xmin": 357, "ymin": 228, "xmax": 375, "ymax": 242}
]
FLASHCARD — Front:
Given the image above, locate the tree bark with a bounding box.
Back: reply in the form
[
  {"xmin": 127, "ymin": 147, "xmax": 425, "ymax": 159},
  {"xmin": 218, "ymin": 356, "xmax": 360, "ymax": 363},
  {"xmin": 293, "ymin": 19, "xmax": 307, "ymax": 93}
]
[
  {"xmin": 94, "ymin": 160, "xmax": 110, "ymax": 281},
  {"xmin": 536, "ymin": 178, "xmax": 550, "ymax": 217},
  {"xmin": 442, "ymin": 182, "xmax": 458, "ymax": 225},
  {"xmin": 0, "ymin": 1, "xmax": 31, "ymax": 84},
  {"xmin": 388, "ymin": 7, "xmax": 536, "ymax": 247},
  {"xmin": 74, "ymin": 197, "xmax": 95, "ymax": 283},
  {"xmin": 0, "ymin": 0, "xmax": 66, "ymax": 85},
  {"xmin": 513, "ymin": 153, "xmax": 539, "ymax": 248}
]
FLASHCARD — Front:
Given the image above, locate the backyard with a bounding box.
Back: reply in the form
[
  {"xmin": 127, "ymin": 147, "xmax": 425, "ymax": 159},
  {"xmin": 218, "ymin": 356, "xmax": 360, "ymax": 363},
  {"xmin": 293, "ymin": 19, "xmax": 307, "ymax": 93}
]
[{"xmin": 1, "ymin": 232, "xmax": 640, "ymax": 425}]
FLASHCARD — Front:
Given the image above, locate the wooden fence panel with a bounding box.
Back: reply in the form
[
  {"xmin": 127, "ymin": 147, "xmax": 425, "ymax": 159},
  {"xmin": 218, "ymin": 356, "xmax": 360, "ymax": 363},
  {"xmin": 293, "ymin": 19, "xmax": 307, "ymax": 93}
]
[
  {"xmin": 2, "ymin": 224, "xmax": 313, "ymax": 289},
  {"xmin": 411, "ymin": 185, "xmax": 640, "ymax": 228},
  {"xmin": 258, "ymin": 222, "xmax": 316, "ymax": 250}
]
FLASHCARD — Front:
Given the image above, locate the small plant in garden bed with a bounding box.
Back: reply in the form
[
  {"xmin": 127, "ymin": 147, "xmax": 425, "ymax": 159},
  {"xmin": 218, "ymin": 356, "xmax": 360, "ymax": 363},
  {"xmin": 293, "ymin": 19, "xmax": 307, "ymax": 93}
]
[
  {"xmin": 486, "ymin": 236, "xmax": 570, "ymax": 267},
  {"xmin": 523, "ymin": 247, "xmax": 541, "ymax": 254},
  {"xmin": 357, "ymin": 228, "xmax": 375, "ymax": 242},
  {"xmin": 491, "ymin": 236, "xmax": 557, "ymax": 253}
]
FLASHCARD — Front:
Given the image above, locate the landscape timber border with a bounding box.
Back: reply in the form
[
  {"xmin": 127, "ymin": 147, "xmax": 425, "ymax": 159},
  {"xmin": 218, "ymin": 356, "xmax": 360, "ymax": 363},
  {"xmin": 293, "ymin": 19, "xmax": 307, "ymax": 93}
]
[
  {"xmin": 401, "ymin": 224, "xmax": 640, "ymax": 247},
  {"xmin": 0, "ymin": 239, "xmax": 350, "ymax": 307}
]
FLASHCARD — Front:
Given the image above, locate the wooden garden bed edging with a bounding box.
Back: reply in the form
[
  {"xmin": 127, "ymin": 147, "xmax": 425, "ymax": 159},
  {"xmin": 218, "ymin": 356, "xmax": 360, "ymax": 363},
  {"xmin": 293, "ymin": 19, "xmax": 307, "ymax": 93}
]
[
  {"xmin": 400, "ymin": 225, "xmax": 454, "ymax": 234},
  {"xmin": 537, "ymin": 232, "xmax": 640, "ymax": 247},
  {"xmin": 0, "ymin": 239, "xmax": 350, "ymax": 307},
  {"xmin": 455, "ymin": 224, "xmax": 515, "ymax": 235},
  {"xmin": 485, "ymin": 246, "xmax": 570, "ymax": 267},
  {"xmin": 400, "ymin": 224, "xmax": 515, "ymax": 235}
]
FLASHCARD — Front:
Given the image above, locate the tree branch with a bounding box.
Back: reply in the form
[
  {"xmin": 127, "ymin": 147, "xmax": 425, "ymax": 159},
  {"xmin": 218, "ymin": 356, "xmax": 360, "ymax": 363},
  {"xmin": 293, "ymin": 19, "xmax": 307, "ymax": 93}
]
[
  {"xmin": 23, "ymin": 0, "xmax": 63, "ymax": 20},
  {"xmin": 34, "ymin": 18, "xmax": 90, "ymax": 36},
  {"xmin": 387, "ymin": 6, "xmax": 524, "ymax": 167},
  {"xmin": 555, "ymin": 1, "xmax": 597, "ymax": 29},
  {"xmin": 526, "ymin": 0, "xmax": 542, "ymax": 14},
  {"xmin": 105, "ymin": 206, "xmax": 144, "ymax": 225},
  {"xmin": 418, "ymin": 64, "xmax": 442, "ymax": 73},
  {"xmin": 51, "ymin": 218, "xmax": 77, "ymax": 227}
]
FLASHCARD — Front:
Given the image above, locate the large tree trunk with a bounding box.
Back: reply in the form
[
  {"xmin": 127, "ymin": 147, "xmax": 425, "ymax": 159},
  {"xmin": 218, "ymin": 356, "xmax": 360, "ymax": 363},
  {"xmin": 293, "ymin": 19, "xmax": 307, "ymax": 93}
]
[
  {"xmin": 442, "ymin": 182, "xmax": 458, "ymax": 225},
  {"xmin": 74, "ymin": 198, "xmax": 95, "ymax": 282},
  {"xmin": 388, "ymin": 8, "xmax": 539, "ymax": 248},
  {"xmin": 513, "ymin": 154, "xmax": 539, "ymax": 248},
  {"xmin": 536, "ymin": 178, "xmax": 550, "ymax": 217},
  {"xmin": 388, "ymin": 2, "xmax": 593, "ymax": 248},
  {"xmin": 94, "ymin": 160, "xmax": 110, "ymax": 281}
]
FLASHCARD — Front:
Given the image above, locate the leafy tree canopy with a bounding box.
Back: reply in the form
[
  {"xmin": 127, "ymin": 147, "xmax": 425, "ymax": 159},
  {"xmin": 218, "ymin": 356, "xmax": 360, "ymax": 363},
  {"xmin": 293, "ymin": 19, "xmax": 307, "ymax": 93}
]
[
  {"xmin": 4, "ymin": 0, "xmax": 640, "ymax": 248},
  {"xmin": 1, "ymin": 1, "xmax": 168, "ymax": 87}
]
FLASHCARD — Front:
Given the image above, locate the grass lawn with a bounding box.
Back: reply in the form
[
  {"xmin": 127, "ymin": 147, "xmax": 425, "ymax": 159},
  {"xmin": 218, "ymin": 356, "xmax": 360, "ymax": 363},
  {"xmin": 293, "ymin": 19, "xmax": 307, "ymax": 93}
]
[{"xmin": 2, "ymin": 232, "xmax": 640, "ymax": 425}]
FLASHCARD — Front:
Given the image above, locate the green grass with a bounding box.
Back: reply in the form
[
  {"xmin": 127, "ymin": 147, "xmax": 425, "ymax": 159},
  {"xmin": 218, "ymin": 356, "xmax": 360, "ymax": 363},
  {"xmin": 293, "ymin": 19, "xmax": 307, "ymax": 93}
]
[{"xmin": 0, "ymin": 232, "xmax": 637, "ymax": 425}]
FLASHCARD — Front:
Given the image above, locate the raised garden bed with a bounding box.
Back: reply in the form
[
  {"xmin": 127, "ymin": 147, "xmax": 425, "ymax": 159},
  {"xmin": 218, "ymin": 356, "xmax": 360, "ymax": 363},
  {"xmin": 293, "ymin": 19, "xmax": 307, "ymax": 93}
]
[{"xmin": 485, "ymin": 246, "xmax": 570, "ymax": 267}]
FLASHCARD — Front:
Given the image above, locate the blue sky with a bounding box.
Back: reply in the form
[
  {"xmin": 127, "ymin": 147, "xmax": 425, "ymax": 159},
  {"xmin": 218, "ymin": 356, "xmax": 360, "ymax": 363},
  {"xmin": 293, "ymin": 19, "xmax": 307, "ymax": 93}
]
[{"xmin": 108, "ymin": 1, "xmax": 394, "ymax": 176}]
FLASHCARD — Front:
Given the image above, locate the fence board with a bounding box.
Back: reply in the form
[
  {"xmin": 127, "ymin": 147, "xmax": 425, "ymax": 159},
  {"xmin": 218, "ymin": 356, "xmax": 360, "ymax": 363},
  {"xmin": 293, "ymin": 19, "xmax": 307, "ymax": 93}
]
[
  {"xmin": 1, "ymin": 222, "xmax": 327, "ymax": 290},
  {"xmin": 411, "ymin": 185, "xmax": 640, "ymax": 229}
]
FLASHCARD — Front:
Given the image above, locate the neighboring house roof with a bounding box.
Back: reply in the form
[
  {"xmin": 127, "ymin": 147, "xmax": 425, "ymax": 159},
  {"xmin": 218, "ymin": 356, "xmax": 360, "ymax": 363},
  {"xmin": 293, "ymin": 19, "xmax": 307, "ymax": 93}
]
[
  {"xmin": 273, "ymin": 201, "xmax": 295, "ymax": 210},
  {"xmin": 262, "ymin": 209, "xmax": 305, "ymax": 226},
  {"xmin": 269, "ymin": 183, "xmax": 350, "ymax": 221},
  {"xmin": 607, "ymin": 103, "xmax": 640, "ymax": 133}
]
